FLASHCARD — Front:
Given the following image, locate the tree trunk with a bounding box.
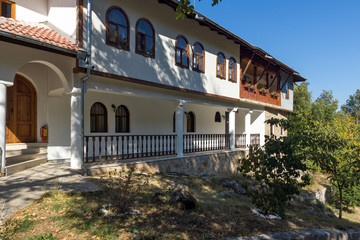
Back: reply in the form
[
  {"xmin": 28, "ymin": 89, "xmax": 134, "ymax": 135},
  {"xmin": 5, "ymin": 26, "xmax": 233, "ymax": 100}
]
[{"xmin": 339, "ymin": 187, "xmax": 343, "ymax": 219}]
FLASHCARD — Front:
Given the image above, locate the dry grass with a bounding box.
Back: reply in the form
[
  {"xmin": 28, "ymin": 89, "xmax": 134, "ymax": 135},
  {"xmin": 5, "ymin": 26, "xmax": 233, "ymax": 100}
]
[{"xmin": 1, "ymin": 172, "xmax": 360, "ymax": 240}]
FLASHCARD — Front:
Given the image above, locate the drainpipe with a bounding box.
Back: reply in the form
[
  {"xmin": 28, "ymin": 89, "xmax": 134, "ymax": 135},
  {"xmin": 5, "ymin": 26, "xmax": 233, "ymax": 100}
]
[{"xmin": 80, "ymin": 0, "xmax": 92, "ymax": 175}]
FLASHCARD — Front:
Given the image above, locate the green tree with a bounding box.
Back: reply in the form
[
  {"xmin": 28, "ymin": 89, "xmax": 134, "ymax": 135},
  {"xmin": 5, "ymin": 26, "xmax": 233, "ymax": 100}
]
[
  {"xmin": 176, "ymin": 0, "xmax": 222, "ymax": 20},
  {"xmin": 312, "ymin": 90, "xmax": 338, "ymax": 123},
  {"xmin": 341, "ymin": 89, "xmax": 360, "ymax": 121},
  {"xmin": 239, "ymin": 118, "xmax": 310, "ymax": 217},
  {"xmin": 308, "ymin": 115, "xmax": 360, "ymax": 219}
]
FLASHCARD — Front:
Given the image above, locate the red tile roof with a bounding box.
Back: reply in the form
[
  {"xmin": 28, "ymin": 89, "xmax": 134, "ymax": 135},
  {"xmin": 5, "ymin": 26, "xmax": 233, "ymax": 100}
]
[{"xmin": 0, "ymin": 17, "xmax": 82, "ymax": 51}]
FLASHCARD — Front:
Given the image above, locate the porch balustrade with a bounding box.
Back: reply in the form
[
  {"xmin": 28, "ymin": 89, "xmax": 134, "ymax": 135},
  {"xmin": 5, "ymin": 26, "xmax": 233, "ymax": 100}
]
[
  {"xmin": 235, "ymin": 134, "xmax": 246, "ymax": 148},
  {"xmin": 250, "ymin": 134, "xmax": 260, "ymax": 146},
  {"xmin": 84, "ymin": 133, "xmax": 261, "ymax": 162},
  {"xmin": 84, "ymin": 135, "xmax": 176, "ymax": 163},
  {"xmin": 183, "ymin": 134, "xmax": 230, "ymax": 153}
]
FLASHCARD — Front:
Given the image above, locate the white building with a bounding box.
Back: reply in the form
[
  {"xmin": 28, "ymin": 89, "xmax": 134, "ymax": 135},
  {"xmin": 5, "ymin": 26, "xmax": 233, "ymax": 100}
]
[{"xmin": 0, "ymin": 0, "xmax": 306, "ymax": 175}]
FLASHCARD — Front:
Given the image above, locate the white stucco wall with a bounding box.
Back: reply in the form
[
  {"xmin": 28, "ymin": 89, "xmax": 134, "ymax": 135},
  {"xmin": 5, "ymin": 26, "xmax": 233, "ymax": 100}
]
[
  {"xmin": 48, "ymin": 0, "xmax": 77, "ymax": 43},
  {"xmin": 14, "ymin": 0, "xmax": 48, "ymax": 23},
  {"xmin": 48, "ymin": 95, "xmax": 71, "ymax": 160},
  {"xmin": 280, "ymin": 70, "xmax": 294, "ymax": 111},
  {"xmin": 88, "ymin": 0, "xmax": 241, "ymax": 100}
]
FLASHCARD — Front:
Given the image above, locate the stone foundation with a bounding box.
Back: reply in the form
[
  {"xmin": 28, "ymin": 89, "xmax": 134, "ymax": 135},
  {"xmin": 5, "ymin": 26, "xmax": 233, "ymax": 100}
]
[{"xmin": 86, "ymin": 150, "xmax": 246, "ymax": 176}]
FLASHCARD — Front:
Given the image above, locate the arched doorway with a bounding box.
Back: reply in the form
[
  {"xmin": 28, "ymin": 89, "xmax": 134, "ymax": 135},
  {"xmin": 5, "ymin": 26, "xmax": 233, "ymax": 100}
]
[{"xmin": 6, "ymin": 74, "xmax": 37, "ymax": 143}]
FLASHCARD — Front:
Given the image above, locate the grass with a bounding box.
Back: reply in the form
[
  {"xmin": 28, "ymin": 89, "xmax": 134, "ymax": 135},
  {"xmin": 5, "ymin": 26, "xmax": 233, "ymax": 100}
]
[{"xmin": 1, "ymin": 172, "xmax": 360, "ymax": 240}]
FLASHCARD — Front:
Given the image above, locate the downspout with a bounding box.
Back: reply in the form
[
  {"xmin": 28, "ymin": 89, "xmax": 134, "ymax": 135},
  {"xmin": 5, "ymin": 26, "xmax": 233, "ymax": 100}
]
[{"xmin": 80, "ymin": 0, "xmax": 92, "ymax": 175}]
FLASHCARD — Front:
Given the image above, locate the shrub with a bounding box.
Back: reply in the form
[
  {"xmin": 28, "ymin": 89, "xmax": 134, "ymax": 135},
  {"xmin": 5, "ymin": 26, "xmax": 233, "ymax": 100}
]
[{"xmin": 101, "ymin": 168, "xmax": 149, "ymax": 214}]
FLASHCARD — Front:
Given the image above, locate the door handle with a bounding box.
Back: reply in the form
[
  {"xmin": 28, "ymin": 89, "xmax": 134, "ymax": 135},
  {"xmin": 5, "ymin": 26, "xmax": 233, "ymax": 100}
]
[{"xmin": 11, "ymin": 108, "xmax": 13, "ymax": 114}]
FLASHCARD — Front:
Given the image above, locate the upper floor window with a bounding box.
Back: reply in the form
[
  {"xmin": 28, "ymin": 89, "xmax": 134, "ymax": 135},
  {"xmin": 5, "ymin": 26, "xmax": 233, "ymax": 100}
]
[
  {"xmin": 115, "ymin": 105, "xmax": 130, "ymax": 133},
  {"xmin": 90, "ymin": 102, "xmax": 107, "ymax": 133},
  {"xmin": 0, "ymin": 0, "xmax": 15, "ymax": 19},
  {"xmin": 136, "ymin": 19, "xmax": 155, "ymax": 58},
  {"xmin": 106, "ymin": 7, "xmax": 129, "ymax": 50},
  {"xmin": 187, "ymin": 111, "xmax": 195, "ymax": 132},
  {"xmin": 215, "ymin": 112, "xmax": 221, "ymax": 122},
  {"xmin": 216, "ymin": 52, "xmax": 226, "ymax": 79},
  {"xmin": 175, "ymin": 35, "xmax": 189, "ymax": 68},
  {"xmin": 193, "ymin": 42, "xmax": 205, "ymax": 73},
  {"xmin": 228, "ymin": 57, "xmax": 237, "ymax": 82}
]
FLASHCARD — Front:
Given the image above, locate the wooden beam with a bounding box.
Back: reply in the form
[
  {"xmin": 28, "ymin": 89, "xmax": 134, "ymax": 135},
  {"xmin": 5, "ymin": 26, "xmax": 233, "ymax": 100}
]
[
  {"xmin": 268, "ymin": 73, "xmax": 278, "ymax": 88},
  {"xmin": 253, "ymin": 65, "xmax": 257, "ymax": 85},
  {"xmin": 240, "ymin": 53, "xmax": 255, "ymax": 82},
  {"xmin": 280, "ymin": 73, "xmax": 291, "ymax": 91},
  {"xmin": 254, "ymin": 62, "xmax": 270, "ymax": 85}
]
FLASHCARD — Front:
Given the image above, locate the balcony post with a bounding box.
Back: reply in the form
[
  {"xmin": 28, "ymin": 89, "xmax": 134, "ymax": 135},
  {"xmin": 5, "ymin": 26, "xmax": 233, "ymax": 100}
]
[
  {"xmin": 70, "ymin": 80, "xmax": 83, "ymax": 170},
  {"xmin": 245, "ymin": 109, "xmax": 252, "ymax": 148},
  {"xmin": 176, "ymin": 100, "xmax": 186, "ymax": 157},
  {"xmin": 0, "ymin": 82, "xmax": 8, "ymax": 174},
  {"xmin": 229, "ymin": 107, "xmax": 238, "ymax": 151}
]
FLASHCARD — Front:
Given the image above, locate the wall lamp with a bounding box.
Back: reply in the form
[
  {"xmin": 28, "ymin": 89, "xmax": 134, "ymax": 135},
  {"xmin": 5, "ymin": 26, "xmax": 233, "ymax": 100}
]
[{"xmin": 111, "ymin": 104, "xmax": 117, "ymax": 112}]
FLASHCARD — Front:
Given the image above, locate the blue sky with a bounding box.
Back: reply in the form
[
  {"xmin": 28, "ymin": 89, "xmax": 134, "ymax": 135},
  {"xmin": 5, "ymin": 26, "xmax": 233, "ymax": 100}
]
[{"xmin": 192, "ymin": 0, "xmax": 360, "ymax": 107}]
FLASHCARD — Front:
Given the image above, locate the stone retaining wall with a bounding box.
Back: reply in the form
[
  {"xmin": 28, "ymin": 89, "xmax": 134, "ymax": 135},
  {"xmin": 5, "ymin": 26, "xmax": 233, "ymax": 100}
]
[
  {"xmin": 224, "ymin": 229, "xmax": 360, "ymax": 240},
  {"xmin": 86, "ymin": 150, "xmax": 246, "ymax": 176}
]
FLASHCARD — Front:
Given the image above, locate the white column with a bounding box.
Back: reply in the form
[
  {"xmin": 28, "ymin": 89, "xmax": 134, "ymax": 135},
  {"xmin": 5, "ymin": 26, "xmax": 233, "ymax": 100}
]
[
  {"xmin": 245, "ymin": 110, "xmax": 252, "ymax": 148},
  {"xmin": 176, "ymin": 100, "xmax": 186, "ymax": 157},
  {"xmin": 70, "ymin": 88, "xmax": 83, "ymax": 170},
  {"xmin": 229, "ymin": 108, "xmax": 238, "ymax": 151},
  {"xmin": 0, "ymin": 83, "xmax": 6, "ymax": 173}
]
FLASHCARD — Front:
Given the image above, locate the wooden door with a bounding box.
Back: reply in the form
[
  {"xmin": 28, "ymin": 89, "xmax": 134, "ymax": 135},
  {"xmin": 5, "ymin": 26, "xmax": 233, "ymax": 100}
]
[{"xmin": 6, "ymin": 75, "xmax": 37, "ymax": 143}]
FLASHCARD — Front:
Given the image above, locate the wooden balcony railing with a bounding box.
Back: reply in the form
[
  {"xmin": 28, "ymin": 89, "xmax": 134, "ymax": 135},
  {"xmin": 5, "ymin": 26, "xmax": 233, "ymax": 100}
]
[
  {"xmin": 84, "ymin": 135, "xmax": 176, "ymax": 163},
  {"xmin": 183, "ymin": 134, "xmax": 230, "ymax": 153},
  {"xmin": 235, "ymin": 134, "xmax": 246, "ymax": 148},
  {"xmin": 240, "ymin": 84, "xmax": 281, "ymax": 106}
]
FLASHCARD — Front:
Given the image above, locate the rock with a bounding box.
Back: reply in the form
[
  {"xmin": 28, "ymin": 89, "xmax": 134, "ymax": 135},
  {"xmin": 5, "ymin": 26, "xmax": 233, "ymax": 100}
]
[
  {"xmin": 221, "ymin": 178, "xmax": 235, "ymax": 189},
  {"xmin": 311, "ymin": 186, "xmax": 332, "ymax": 204},
  {"xmin": 218, "ymin": 192, "xmax": 232, "ymax": 198},
  {"xmin": 251, "ymin": 208, "xmax": 281, "ymax": 220},
  {"xmin": 153, "ymin": 192, "xmax": 167, "ymax": 205},
  {"xmin": 171, "ymin": 184, "xmax": 197, "ymax": 209},
  {"xmin": 233, "ymin": 183, "xmax": 247, "ymax": 195}
]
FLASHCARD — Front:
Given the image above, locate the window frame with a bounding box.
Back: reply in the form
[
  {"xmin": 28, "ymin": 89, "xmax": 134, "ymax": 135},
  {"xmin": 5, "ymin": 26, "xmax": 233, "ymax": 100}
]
[
  {"xmin": 228, "ymin": 57, "xmax": 237, "ymax": 83},
  {"xmin": 216, "ymin": 52, "xmax": 226, "ymax": 79},
  {"xmin": 115, "ymin": 105, "xmax": 130, "ymax": 133},
  {"xmin": 90, "ymin": 102, "xmax": 108, "ymax": 133},
  {"xmin": 192, "ymin": 42, "xmax": 205, "ymax": 73},
  {"xmin": 105, "ymin": 6, "xmax": 130, "ymax": 51},
  {"xmin": 0, "ymin": 0, "xmax": 15, "ymax": 19},
  {"xmin": 135, "ymin": 18, "xmax": 155, "ymax": 58},
  {"xmin": 175, "ymin": 35, "xmax": 189, "ymax": 69},
  {"xmin": 187, "ymin": 111, "xmax": 196, "ymax": 133}
]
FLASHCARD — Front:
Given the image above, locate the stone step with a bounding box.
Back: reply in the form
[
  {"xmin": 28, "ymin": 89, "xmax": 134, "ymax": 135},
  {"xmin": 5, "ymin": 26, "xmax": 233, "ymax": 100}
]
[
  {"xmin": 6, "ymin": 148, "xmax": 48, "ymax": 157},
  {"xmin": 5, "ymin": 157, "xmax": 48, "ymax": 176},
  {"xmin": 6, "ymin": 153, "xmax": 48, "ymax": 166},
  {"xmin": 5, "ymin": 143, "xmax": 47, "ymax": 151}
]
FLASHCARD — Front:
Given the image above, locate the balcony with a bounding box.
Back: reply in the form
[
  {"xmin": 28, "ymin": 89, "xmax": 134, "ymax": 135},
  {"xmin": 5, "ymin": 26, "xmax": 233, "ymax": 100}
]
[{"xmin": 240, "ymin": 82, "xmax": 281, "ymax": 106}]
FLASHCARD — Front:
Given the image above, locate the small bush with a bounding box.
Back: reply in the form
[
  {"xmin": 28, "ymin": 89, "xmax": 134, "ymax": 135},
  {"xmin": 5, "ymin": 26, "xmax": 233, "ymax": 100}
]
[
  {"xmin": 27, "ymin": 233, "xmax": 58, "ymax": 240},
  {"xmin": 101, "ymin": 168, "xmax": 149, "ymax": 214}
]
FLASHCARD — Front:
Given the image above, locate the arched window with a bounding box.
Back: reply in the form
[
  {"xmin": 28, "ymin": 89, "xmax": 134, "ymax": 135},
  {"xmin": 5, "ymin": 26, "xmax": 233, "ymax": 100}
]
[
  {"xmin": 106, "ymin": 7, "xmax": 129, "ymax": 50},
  {"xmin": 193, "ymin": 42, "xmax": 205, "ymax": 73},
  {"xmin": 135, "ymin": 18, "xmax": 155, "ymax": 58},
  {"xmin": 215, "ymin": 112, "xmax": 221, "ymax": 122},
  {"xmin": 187, "ymin": 111, "xmax": 195, "ymax": 132},
  {"xmin": 115, "ymin": 105, "xmax": 129, "ymax": 133},
  {"xmin": 228, "ymin": 57, "xmax": 237, "ymax": 82},
  {"xmin": 216, "ymin": 52, "xmax": 226, "ymax": 79},
  {"xmin": 175, "ymin": 35, "xmax": 189, "ymax": 68},
  {"xmin": 90, "ymin": 102, "xmax": 107, "ymax": 132}
]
